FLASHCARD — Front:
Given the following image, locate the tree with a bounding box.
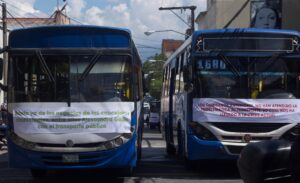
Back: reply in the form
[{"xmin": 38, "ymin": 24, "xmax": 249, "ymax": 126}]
[{"xmin": 142, "ymin": 53, "xmax": 167, "ymax": 99}]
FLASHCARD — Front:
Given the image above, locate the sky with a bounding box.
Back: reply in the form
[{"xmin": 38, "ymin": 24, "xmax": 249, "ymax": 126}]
[{"xmin": 3, "ymin": 0, "xmax": 207, "ymax": 61}]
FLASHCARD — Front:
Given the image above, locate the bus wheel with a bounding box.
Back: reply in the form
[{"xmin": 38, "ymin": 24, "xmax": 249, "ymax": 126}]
[
  {"xmin": 137, "ymin": 122, "xmax": 144, "ymax": 160},
  {"xmin": 137, "ymin": 140, "xmax": 142, "ymax": 160},
  {"xmin": 30, "ymin": 169, "xmax": 47, "ymax": 179},
  {"xmin": 121, "ymin": 166, "xmax": 135, "ymax": 177},
  {"xmin": 177, "ymin": 125, "xmax": 184, "ymax": 157},
  {"xmin": 184, "ymin": 158, "xmax": 196, "ymax": 170},
  {"xmin": 166, "ymin": 142, "xmax": 176, "ymax": 155}
]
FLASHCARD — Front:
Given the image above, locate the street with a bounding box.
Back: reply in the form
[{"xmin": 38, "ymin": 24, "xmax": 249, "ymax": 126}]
[
  {"xmin": 0, "ymin": 126, "xmax": 244, "ymax": 183},
  {"xmin": 0, "ymin": 127, "xmax": 289, "ymax": 183}
]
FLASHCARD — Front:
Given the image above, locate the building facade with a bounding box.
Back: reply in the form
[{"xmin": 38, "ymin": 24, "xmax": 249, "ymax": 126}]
[
  {"xmin": 196, "ymin": 0, "xmax": 300, "ymax": 31},
  {"xmin": 161, "ymin": 39, "xmax": 184, "ymax": 58}
]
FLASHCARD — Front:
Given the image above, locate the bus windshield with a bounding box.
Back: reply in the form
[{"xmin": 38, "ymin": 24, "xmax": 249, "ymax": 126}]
[
  {"xmin": 9, "ymin": 54, "xmax": 133, "ymax": 103},
  {"xmin": 195, "ymin": 56, "xmax": 300, "ymax": 99}
]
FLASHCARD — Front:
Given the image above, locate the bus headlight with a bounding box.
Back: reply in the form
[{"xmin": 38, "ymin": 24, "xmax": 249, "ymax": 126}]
[
  {"xmin": 189, "ymin": 121, "xmax": 217, "ymax": 141},
  {"xmin": 9, "ymin": 132, "xmax": 36, "ymax": 149},
  {"xmin": 280, "ymin": 124, "xmax": 300, "ymax": 141},
  {"xmin": 102, "ymin": 132, "xmax": 133, "ymax": 150}
]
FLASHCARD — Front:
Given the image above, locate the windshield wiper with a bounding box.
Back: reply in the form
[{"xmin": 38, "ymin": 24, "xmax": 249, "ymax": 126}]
[
  {"xmin": 36, "ymin": 50, "xmax": 55, "ymax": 83},
  {"xmin": 218, "ymin": 53, "xmax": 240, "ymax": 78},
  {"xmin": 266, "ymin": 52, "xmax": 288, "ymax": 63},
  {"xmin": 79, "ymin": 51, "xmax": 102, "ymax": 81}
]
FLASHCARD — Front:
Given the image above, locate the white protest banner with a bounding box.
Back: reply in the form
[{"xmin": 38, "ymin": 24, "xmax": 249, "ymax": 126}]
[
  {"xmin": 11, "ymin": 102, "xmax": 134, "ymax": 134},
  {"xmin": 193, "ymin": 98, "xmax": 300, "ymax": 123}
]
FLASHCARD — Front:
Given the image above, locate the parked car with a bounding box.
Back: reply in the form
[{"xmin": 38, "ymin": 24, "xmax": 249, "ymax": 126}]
[
  {"xmin": 290, "ymin": 136, "xmax": 300, "ymax": 183},
  {"xmin": 149, "ymin": 101, "xmax": 160, "ymax": 130},
  {"xmin": 238, "ymin": 139, "xmax": 291, "ymax": 183},
  {"xmin": 143, "ymin": 102, "xmax": 150, "ymax": 124}
]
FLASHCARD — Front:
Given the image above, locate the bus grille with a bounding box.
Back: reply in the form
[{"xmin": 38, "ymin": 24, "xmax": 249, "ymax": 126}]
[
  {"xmin": 44, "ymin": 161, "xmax": 98, "ymax": 167},
  {"xmin": 226, "ymin": 145, "xmax": 244, "ymax": 154},
  {"xmin": 37, "ymin": 142, "xmax": 105, "ymax": 148},
  {"xmin": 211, "ymin": 123, "xmax": 288, "ymax": 133},
  {"xmin": 42, "ymin": 154, "xmax": 100, "ymax": 167},
  {"xmin": 221, "ymin": 136, "xmax": 272, "ymax": 141}
]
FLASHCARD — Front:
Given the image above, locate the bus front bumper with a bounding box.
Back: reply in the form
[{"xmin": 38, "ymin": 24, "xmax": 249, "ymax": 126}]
[
  {"xmin": 7, "ymin": 136, "xmax": 137, "ymax": 169},
  {"xmin": 187, "ymin": 135, "xmax": 239, "ymax": 160}
]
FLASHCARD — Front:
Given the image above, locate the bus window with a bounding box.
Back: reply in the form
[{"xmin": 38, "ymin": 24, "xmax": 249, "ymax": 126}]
[
  {"xmin": 11, "ymin": 55, "xmax": 69, "ymax": 102},
  {"xmin": 71, "ymin": 55, "xmax": 133, "ymax": 102}
]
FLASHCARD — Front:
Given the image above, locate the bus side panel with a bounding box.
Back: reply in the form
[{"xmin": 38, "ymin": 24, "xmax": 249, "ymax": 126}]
[
  {"xmin": 167, "ymin": 69, "xmax": 176, "ymax": 145},
  {"xmin": 7, "ymin": 135, "xmax": 137, "ymax": 169},
  {"xmin": 160, "ymin": 95, "xmax": 169, "ymax": 139},
  {"xmin": 183, "ymin": 91, "xmax": 192, "ymax": 156}
]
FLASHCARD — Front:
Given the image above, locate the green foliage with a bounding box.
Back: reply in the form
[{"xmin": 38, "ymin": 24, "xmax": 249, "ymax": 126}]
[{"xmin": 143, "ymin": 53, "xmax": 167, "ymax": 99}]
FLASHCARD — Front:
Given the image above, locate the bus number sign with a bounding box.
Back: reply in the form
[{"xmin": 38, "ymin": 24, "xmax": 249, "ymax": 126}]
[{"xmin": 197, "ymin": 59, "xmax": 226, "ymax": 70}]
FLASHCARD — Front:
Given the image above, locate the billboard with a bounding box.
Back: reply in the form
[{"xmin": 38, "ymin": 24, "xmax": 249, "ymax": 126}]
[{"xmin": 250, "ymin": 0, "xmax": 282, "ymax": 29}]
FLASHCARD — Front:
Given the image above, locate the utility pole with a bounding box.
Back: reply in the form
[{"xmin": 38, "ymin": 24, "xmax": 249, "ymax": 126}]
[
  {"xmin": 159, "ymin": 6, "xmax": 196, "ymax": 34},
  {"xmin": 2, "ymin": 3, "xmax": 7, "ymax": 102},
  {"xmin": 2, "ymin": 3, "xmax": 7, "ymax": 57}
]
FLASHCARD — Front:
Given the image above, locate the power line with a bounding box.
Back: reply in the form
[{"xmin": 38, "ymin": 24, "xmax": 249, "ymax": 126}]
[
  {"xmin": 1, "ymin": 0, "xmax": 90, "ymax": 27},
  {"xmin": 6, "ymin": 9, "xmax": 25, "ymax": 28},
  {"xmin": 136, "ymin": 44, "xmax": 161, "ymax": 50},
  {"xmin": 170, "ymin": 9, "xmax": 190, "ymax": 27},
  {"xmin": 133, "ymin": 36, "xmax": 161, "ymax": 43},
  {"xmin": 159, "ymin": 6, "xmax": 196, "ymax": 33},
  {"xmin": 223, "ymin": 0, "xmax": 250, "ymax": 28},
  {"xmin": 138, "ymin": 51, "xmax": 160, "ymax": 53},
  {"xmin": 137, "ymin": 47, "xmax": 161, "ymax": 50},
  {"xmin": 0, "ymin": 0, "xmax": 55, "ymax": 27},
  {"xmin": 0, "ymin": 0, "xmax": 50, "ymax": 18},
  {"xmin": 69, "ymin": 16, "xmax": 84, "ymax": 25}
]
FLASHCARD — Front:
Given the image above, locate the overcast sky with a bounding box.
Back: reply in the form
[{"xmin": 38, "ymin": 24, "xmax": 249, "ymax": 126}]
[{"xmin": 4, "ymin": 0, "xmax": 206, "ymax": 61}]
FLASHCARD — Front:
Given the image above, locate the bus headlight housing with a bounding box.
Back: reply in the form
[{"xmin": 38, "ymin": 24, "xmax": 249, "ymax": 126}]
[
  {"xmin": 9, "ymin": 131, "xmax": 36, "ymax": 149},
  {"xmin": 280, "ymin": 124, "xmax": 300, "ymax": 141},
  {"xmin": 8, "ymin": 129, "xmax": 134, "ymax": 151},
  {"xmin": 104, "ymin": 132, "xmax": 133, "ymax": 150},
  {"xmin": 189, "ymin": 121, "xmax": 217, "ymax": 141}
]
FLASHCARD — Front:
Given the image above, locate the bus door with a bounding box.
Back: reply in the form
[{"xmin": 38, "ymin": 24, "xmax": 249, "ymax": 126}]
[{"xmin": 167, "ymin": 68, "xmax": 176, "ymax": 145}]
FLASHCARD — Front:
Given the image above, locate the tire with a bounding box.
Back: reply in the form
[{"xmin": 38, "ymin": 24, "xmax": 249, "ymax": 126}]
[
  {"xmin": 184, "ymin": 157, "xmax": 196, "ymax": 170},
  {"xmin": 121, "ymin": 166, "xmax": 135, "ymax": 177},
  {"xmin": 158, "ymin": 124, "xmax": 161, "ymax": 133},
  {"xmin": 30, "ymin": 169, "xmax": 47, "ymax": 179},
  {"xmin": 177, "ymin": 125, "xmax": 184, "ymax": 158},
  {"xmin": 166, "ymin": 142, "xmax": 176, "ymax": 155},
  {"xmin": 150, "ymin": 124, "xmax": 155, "ymax": 129},
  {"xmin": 137, "ymin": 123, "xmax": 143, "ymax": 160},
  {"xmin": 290, "ymin": 136, "xmax": 300, "ymax": 183},
  {"xmin": 165, "ymin": 118, "xmax": 175, "ymax": 155}
]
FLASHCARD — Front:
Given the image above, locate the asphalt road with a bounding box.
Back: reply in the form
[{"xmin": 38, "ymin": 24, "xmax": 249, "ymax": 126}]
[
  {"xmin": 0, "ymin": 126, "xmax": 290, "ymax": 183},
  {"xmin": 0, "ymin": 126, "xmax": 244, "ymax": 183}
]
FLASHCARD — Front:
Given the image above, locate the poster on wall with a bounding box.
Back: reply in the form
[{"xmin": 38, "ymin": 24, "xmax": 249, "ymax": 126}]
[{"xmin": 250, "ymin": 0, "xmax": 282, "ymax": 29}]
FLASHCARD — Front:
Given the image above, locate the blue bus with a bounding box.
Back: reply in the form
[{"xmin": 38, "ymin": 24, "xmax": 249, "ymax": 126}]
[
  {"xmin": 161, "ymin": 28, "xmax": 300, "ymax": 165},
  {"xmin": 2, "ymin": 26, "xmax": 144, "ymax": 177}
]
